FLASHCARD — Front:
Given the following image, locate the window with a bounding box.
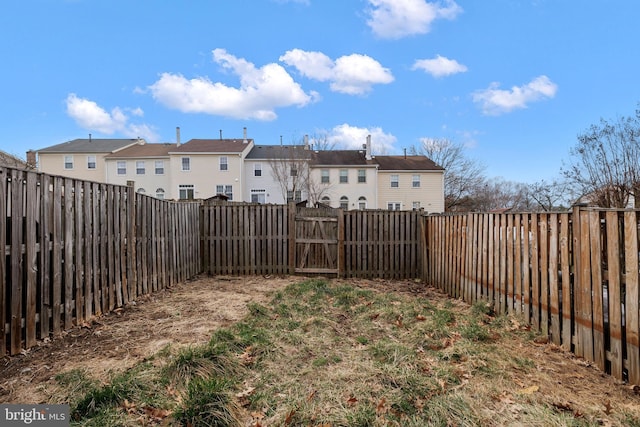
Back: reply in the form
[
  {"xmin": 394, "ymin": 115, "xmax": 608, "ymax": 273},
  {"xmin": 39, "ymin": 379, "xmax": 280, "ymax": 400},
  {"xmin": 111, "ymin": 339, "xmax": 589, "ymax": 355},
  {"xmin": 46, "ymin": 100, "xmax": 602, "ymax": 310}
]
[
  {"xmin": 290, "ymin": 166, "xmax": 298, "ymax": 177},
  {"xmin": 181, "ymin": 157, "xmax": 190, "ymax": 171},
  {"xmin": 340, "ymin": 196, "xmax": 349, "ymax": 209},
  {"xmin": 339, "ymin": 169, "xmax": 348, "ymax": 183},
  {"xmin": 412, "ymin": 201, "xmax": 421, "ymax": 210},
  {"xmin": 64, "ymin": 155, "xmax": 73, "ymax": 170},
  {"xmin": 179, "ymin": 184, "xmax": 194, "ymax": 200},
  {"xmin": 321, "ymin": 169, "xmax": 329, "ymax": 184},
  {"xmin": 136, "ymin": 161, "xmax": 145, "ymax": 175},
  {"xmin": 117, "ymin": 161, "xmax": 126, "ymax": 175},
  {"xmin": 156, "ymin": 188, "xmax": 165, "ymax": 200},
  {"xmin": 254, "ymin": 163, "xmax": 262, "ymax": 177},
  {"xmin": 155, "ymin": 161, "xmax": 164, "ymax": 175},
  {"xmin": 321, "ymin": 196, "xmax": 330, "ymax": 206},
  {"xmin": 216, "ymin": 185, "xmax": 233, "ymax": 200},
  {"xmin": 219, "ymin": 156, "xmax": 228, "ymax": 171},
  {"xmin": 137, "ymin": 188, "xmax": 146, "ymax": 194},
  {"xmin": 87, "ymin": 155, "xmax": 96, "ymax": 169},
  {"xmin": 390, "ymin": 175, "xmax": 399, "ymax": 188},
  {"xmin": 287, "ymin": 190, "xmax": 302, "ymax": 202},
  {"xmin": 387, "ymin": 202, "xmax": 401, "ymax": 211},
  {"xmin": 358, "ymin": 196, "xmax": 367, "ymax": 210},
  {"xmin": 412, "ymin": 175, "xmax": 420, "ymax": 188},
  {"xmin": 251, "ymin": 189, "xmax": 266, "ymax": 203},
  {"xmin": 358, "ymin": 169, "xmax": 366, "ymax": 183}
]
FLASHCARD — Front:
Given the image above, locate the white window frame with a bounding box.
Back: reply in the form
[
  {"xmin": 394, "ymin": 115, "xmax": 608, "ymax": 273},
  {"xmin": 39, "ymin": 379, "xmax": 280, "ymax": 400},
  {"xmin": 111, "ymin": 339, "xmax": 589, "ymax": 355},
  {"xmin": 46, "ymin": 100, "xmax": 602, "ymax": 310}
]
[
  {"xmin": 387, "ymin": 202, "xmax": 401, "ymax": 211},
  {"xmin": 412, "ymin": 174, "xmax": 420, "ymax": 188},
  {"xmin": 181, "ymin": 157, "xmax": 190, "ymax": 172},
  {"xmin": 321, "ymin": 169, "xmax": 329, "ymax": 184},
  {"xmin": 64, "ymin": 155, "xmax": 74, "ymax": 170},
  {"xmin": 220, "ymin": 156, "xmax": 228, "ymax": 171},
  {"xmin": 254, "ymin": 163, "xmax": 262, "ymax": 177},
  {"xmin": 358, "ymin": 196, "xmax": 367, "ymax": 210},
  {"xmin": 156, "ymin": 188, "xmax": 165, "ymax": 199},
  {"xmin": 179, "ymin": 184, "xmax": 194, "ymax": 200},
  {"xmin": 155, "ymin": 160, "xmax": 164, "ymax": 175},
  {"xmin": 136, "ymin": 161, "xmax": 145, "ymax": 175},
  {"xmin": 87, "ymin": 155, "xmax": 96, "ymax": 170},
  {"xmin": 251, "ymin": 189, "xmax": 266, "ymax": 203},
  {"xmin": 340, "ymin": 196, "xmax": 349, "ymax": 210},
  {"xmin": 412, "ymin": 201, "xmax": 421, "ymax": 210},
  {"xmin": 339, "ymin": 169, "xmax": 348, "ymax": 183},
  {"xmin": 390, "ymin": 175, "xmax": 399, "ymax": 188},
  {"xmin": 358, "ymin": 169, "xmax": 366, "ymax": 183},
  {"xmin": 117, "ymin": 161, "xmax": 126, "ymax": 175}
]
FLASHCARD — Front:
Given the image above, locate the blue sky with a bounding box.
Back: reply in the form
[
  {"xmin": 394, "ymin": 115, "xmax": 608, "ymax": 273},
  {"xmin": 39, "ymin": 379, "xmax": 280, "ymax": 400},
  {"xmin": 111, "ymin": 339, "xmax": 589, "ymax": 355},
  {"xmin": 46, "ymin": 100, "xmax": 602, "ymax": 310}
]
[{"xmin": 2, "ymin": 0, "xmax": 639, "ymax": 183}]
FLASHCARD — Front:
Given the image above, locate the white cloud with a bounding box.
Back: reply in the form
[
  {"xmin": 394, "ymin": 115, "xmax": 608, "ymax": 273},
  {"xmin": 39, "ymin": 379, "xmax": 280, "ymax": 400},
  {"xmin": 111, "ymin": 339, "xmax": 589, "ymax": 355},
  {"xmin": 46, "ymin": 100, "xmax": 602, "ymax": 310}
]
[
  {"xmin": 412, "ymin": 55, "xmax": 467, "ymax": 77},
  {"xmin": 280, "ymin": 49, "xmax": 394, "ymax": 95},
  {"xmin": 149, "ymin": 49, "xmax": 314, "ymax": 121},
  {"xmin": 65, "ymin": 94, "xmax": 159, "ymax": 142},
  {"xmin": 472, "ymin": 75, "xmax": 558, "ymax": 115},
  {"xmin": 366, "ymin": 0, "xmax": 462, "ymax": 39},
  {"xmin": 327, "ymin": 124, "xmax": 397, "ymax": 154}
]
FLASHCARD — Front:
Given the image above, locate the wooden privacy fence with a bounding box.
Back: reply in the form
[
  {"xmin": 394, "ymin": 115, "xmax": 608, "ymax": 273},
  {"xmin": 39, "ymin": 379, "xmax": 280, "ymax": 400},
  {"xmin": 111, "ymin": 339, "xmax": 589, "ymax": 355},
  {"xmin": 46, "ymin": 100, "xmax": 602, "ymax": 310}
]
[
  {"xmin": 0, "ymin": 167, "xmax": 200, "ymax": 356},
  {"xmin": 201, "ymin": 204, "xmax": 424, "ymax": 279},
  {"xmin": 425, "ymin": 207, "xmax": 640, "ymax": 384}
]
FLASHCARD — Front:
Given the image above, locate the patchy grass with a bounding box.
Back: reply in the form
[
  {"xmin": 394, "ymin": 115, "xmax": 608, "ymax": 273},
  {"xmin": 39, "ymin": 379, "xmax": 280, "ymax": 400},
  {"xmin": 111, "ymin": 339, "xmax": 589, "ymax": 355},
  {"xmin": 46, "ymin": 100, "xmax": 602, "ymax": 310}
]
[{"xmin": 51, "ymin": 278, "xmax": 640, "ymax": 426}]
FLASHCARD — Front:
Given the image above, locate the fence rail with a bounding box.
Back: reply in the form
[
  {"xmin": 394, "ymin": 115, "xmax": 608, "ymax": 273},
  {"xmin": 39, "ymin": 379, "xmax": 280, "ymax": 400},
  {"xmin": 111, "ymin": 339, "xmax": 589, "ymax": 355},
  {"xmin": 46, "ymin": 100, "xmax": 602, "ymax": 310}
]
[
  {"xmin": 1, "ymin": 167, "xmax": 200, "ymax": 356},
  {"xmin": 425, "ymin": 208, "xmax": 640, "ymax": 384}
]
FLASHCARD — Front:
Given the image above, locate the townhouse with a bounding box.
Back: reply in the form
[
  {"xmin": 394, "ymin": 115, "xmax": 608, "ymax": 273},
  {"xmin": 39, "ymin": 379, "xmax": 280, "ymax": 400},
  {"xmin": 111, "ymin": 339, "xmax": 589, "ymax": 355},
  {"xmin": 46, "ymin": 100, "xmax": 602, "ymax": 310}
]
[{"xmin": 33, "ymin": 132, "xmax": 445, "ymax": 212}]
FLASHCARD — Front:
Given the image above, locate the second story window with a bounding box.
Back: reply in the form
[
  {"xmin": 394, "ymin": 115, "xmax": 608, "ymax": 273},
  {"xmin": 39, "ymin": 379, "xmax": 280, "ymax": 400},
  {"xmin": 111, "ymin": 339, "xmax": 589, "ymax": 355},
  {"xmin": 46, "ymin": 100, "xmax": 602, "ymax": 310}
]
[
  {"xmin": 181, "ymin": 157, "xmax": 190, "ymax": 171},
  {"xmin": 412, "ymin": 175, "xmax": 420, "ymax": 188},
  {"xmin": 155, "ymin": 160, "xmax": 164, "ymax": 175},
  {"xmin": 87, "ymin": 155, "xmax": 96, "ymax": 169},
  {"xmin": 254, "ymin": 163, "xmax": 262, "ymax": 177},
  {"xmin": 390, "ymin": 175, "xmax": 399, "ymax": 188},
  {"xmin": 321, "ymin": 169, "xmax": 329, "ymax": 183},
  {"xmin": 290, "ymin": 166, "xmax": 298, "ymax": 177},
  {"xmin": 64, "ymin": 155, "xmax": 73, "ymax": 170},
  {"xmin": 358, "ymin": 169, "xmax": 366, "ymax": 183},
  {"xmin": 136, "ymin": 161, "xmax": 145, "ymax": 175},
  {"xmin": 220, "ymin": 156, "xmax": 228, "ymax": 171},
  {"xmin": 340, "ymin": 169, "xmax": 348, "ymax": 183},
  {"xmin": 117, "ymin": 161, "xmax": 126, "ymax": 175}
]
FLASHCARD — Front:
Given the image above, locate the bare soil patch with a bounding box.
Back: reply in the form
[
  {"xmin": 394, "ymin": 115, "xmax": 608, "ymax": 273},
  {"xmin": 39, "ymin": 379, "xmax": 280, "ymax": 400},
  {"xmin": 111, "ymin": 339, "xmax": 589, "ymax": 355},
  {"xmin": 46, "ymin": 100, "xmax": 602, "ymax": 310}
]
[{"xmin": 1, "ymin": 275, "xmax": 638, "ymax": 424}]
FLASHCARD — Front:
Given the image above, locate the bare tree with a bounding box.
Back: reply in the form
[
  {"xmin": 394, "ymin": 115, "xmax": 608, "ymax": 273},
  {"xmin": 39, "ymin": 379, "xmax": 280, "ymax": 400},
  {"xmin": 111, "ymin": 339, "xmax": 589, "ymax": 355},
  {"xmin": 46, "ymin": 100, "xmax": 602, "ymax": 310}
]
[
  {"xmin": 411, "ymin": 138, "xmax": 486, "ymax": 211},
  {"xmin": 526, "ymin": 178, "xmax": 574, "ymax": 211},
  {"xmin": 562, "ymin": 107, "xmax": 640, "ymax": 208}
]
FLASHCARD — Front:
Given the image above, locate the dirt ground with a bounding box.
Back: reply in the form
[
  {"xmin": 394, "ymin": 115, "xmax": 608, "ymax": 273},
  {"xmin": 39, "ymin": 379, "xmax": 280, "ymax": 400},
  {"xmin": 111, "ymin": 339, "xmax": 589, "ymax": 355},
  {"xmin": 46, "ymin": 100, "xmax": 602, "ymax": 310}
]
[{"xmin": 1, "ymin": 275, "xmax": 639, "ymax": 419}]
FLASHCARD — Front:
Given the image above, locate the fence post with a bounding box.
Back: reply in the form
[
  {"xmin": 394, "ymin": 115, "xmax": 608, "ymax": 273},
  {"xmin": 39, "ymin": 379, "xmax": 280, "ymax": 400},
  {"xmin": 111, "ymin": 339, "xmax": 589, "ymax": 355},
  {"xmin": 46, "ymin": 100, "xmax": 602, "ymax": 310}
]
[
  {"xmin": 337, "ymin": 208, "xmax": 345, "ymax": 278},
  {"xmin": 288, "ymin": 203, "xmax": 296, "ymax": 274}
]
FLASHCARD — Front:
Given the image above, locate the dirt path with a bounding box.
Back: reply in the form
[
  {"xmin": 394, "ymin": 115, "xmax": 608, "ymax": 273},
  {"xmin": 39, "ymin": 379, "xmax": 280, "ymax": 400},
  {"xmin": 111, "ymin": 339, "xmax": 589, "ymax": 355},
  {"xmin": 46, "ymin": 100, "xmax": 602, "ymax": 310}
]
[{"xmin": 0, "ymin": 275, "xmax": 297, "ymax": 404}]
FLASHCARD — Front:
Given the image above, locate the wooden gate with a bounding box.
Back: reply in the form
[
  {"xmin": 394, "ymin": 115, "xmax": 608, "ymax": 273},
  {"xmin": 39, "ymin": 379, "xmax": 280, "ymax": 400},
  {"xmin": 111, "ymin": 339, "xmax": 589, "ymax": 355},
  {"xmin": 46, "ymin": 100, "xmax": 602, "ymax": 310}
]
[{"xmin": 290, "ymin": 206, "xmax": 343, "ymax": 275}]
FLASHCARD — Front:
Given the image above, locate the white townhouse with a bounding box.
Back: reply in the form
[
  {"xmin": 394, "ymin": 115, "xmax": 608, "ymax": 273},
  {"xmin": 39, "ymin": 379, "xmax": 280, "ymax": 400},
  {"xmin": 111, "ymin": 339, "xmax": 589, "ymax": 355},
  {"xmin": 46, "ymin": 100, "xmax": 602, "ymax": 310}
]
[
  {"xmin": 168, "ymin": 136, "xmax": 254, "ymax": 200},
  {"xmin": 104, "ymin": 142, "xmax": 174, "ymax": 199},
  {"xmin": 243, "ymin": 144, "xmax": 311, "ymax": 204}
]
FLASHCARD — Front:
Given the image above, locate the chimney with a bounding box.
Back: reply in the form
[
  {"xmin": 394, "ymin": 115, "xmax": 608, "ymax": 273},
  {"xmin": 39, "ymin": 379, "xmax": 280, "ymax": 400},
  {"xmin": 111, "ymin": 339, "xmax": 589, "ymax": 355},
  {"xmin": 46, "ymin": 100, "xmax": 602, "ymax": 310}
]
[
  {"xmin": 219, "ymin": 129, "xmax": 223, "ymax": 140},
  {"xmin": 243, "ymin": 127, "xmax": 248, "ymax": 144},
  {"xmin": 26, "ymin": 150, "xmax": 36, "ymax": 169},
  {"xmin": 176, "ymin": 126, "xmax": 181, "ymax": 147},
  {"xmin": 365, "ymin": 134, "xmax": 372, "ymax": 160},
  {"xmin": 89, "ymin": 133, "xmax": 92, "ymax": 142},
  {"xmin": 304, "ymin": 134, "xmax": 309, "ymax": 150}
]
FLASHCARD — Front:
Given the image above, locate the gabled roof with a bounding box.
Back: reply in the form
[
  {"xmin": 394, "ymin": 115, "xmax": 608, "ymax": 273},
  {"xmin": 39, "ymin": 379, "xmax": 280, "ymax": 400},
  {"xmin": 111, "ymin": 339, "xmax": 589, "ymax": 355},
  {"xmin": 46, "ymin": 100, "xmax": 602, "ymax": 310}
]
[
  {"xmin": 37, "ymin": 138, "xmax": 141, "ymax": 154},
  {"xmin": 246, "ymin": 145, "xmax": 310, "ymax": 160},
  {"xmin": 374, "ymin": 155, "xmax": 444, "ymax": 171},
  {"xmin": 170, "ymin": 139, "xmax": 253, "ymax": 154},
  {"xmin": 311, "ymin": 150, "xmax": 375, "ymax": 167},
  {"xmin": 0, "ymin": 150, "xmax": 32, "ymax": 170},
  {"xmin": 105, "ymin": 143, "xmax": 176, "ymax": 159}
]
